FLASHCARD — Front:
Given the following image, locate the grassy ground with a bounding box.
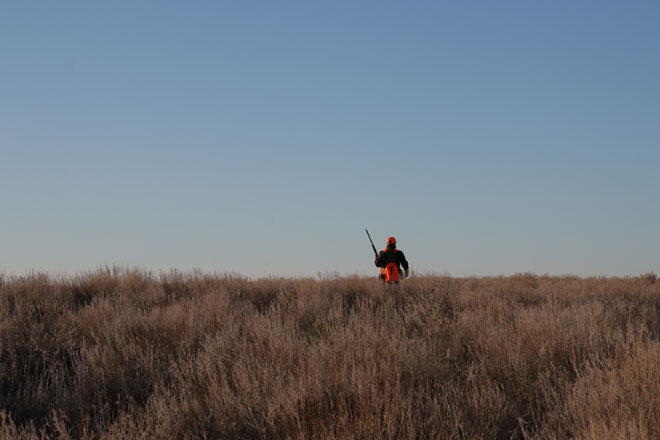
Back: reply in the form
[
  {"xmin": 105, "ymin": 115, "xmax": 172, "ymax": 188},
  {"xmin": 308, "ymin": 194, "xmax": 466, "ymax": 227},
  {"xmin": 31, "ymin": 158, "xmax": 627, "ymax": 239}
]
[{"xmin": 1, "ymin": 268, "xmax": 659, "ymax": 439}]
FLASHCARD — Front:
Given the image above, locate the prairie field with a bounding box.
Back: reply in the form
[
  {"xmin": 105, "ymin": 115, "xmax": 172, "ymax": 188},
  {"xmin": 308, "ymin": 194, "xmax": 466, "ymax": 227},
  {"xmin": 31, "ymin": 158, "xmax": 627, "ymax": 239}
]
[{"xmin": 1, "ymin": 268, "xmax": 660, "ymax": 439}]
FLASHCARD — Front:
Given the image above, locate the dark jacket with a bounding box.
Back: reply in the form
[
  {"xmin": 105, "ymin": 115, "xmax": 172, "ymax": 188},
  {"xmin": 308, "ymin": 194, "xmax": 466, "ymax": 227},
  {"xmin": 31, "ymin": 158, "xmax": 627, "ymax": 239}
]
[{"xmin": 375, "ymin": 248, "xmax": 409, "ymax": 272}]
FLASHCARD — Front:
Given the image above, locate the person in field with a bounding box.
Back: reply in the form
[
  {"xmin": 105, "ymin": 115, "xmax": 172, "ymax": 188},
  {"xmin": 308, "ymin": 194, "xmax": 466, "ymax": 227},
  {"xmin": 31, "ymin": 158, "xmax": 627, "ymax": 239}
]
[{"xmin": 375, "ymin": 236, "xmax": 409, "ymax": 283}]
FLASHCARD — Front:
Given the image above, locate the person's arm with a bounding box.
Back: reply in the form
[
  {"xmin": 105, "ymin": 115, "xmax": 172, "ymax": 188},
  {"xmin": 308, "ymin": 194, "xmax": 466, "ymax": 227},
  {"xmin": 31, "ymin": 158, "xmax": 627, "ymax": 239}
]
[
  {"xmin": 375, "ymin": 251, "xmax": 384, "ymax": 268},
  {"xmin": 398, "ymin": 251, "xmax": 409, "ymax": 276}
]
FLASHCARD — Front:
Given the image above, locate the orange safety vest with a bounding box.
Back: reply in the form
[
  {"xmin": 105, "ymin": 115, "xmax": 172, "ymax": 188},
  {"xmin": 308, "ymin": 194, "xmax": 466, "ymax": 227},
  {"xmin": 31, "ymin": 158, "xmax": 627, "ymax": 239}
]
[{"xmin": 380, "ymin": 249, "xmax": 400, "ymax": 282}]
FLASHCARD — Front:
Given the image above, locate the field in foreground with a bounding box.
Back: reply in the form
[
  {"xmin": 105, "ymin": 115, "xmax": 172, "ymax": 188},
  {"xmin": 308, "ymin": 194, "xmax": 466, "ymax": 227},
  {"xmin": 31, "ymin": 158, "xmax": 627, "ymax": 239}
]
[{"xmin": 1, "ymin": 269, "xmax": 660, "ymax": 439}]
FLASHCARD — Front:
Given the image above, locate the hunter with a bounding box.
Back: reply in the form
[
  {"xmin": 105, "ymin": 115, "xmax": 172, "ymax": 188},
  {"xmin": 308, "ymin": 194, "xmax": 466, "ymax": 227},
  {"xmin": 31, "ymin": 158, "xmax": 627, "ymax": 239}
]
[{"xmin": 375, "ymin": 236, "xmax": 409, "ymax": 283}]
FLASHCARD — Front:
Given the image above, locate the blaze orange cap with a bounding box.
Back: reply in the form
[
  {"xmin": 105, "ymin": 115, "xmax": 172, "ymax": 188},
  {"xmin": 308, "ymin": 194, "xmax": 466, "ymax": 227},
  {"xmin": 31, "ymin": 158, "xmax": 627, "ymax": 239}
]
[{"xmin": 387, "ymin": 236, "xmax": 396, "ymax": 245}]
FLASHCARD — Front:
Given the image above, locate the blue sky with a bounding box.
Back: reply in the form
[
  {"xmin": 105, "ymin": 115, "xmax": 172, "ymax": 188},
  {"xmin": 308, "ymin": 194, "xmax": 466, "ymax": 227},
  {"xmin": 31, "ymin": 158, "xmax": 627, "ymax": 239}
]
[{"xmin": 2, "ymin": 1, "xmax": 659, "ymax": 277}]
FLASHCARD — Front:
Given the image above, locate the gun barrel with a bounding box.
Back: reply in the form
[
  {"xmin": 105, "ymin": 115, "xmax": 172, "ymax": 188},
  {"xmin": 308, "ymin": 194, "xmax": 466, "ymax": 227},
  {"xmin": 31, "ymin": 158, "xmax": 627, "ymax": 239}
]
[{"xmin": 365, "ymin": 229, "xmax": 378, "ymax": 257}]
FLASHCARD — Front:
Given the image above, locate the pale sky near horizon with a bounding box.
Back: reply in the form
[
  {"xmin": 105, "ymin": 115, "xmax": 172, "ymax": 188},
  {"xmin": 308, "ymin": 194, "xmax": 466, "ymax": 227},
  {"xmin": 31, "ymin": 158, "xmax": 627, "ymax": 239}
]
[{"xmin": 2, "ymin": 1, "xmax": 659, "ymax": 278}]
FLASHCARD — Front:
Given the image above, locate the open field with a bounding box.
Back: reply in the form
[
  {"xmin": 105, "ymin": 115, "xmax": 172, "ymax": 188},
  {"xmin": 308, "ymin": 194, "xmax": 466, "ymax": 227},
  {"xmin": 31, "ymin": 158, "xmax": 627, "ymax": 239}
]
[{"xmin": 1, "ymin": 269, "xmax": 660, "ymax": 439}]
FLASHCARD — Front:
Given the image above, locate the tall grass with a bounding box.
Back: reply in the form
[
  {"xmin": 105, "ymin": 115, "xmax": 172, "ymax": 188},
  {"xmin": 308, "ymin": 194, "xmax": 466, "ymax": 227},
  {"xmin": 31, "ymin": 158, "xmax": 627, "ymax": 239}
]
[{"xmin": 1, "ymin": 268, "xmax": 659, "ymax": 439}]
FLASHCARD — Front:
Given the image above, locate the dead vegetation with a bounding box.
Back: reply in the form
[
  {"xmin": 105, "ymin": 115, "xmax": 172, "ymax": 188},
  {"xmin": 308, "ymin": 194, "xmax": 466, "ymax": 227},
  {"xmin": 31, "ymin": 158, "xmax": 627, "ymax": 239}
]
[{"xmin": 1, "ymin": 268, "xmax": 659, "ymax": 439}]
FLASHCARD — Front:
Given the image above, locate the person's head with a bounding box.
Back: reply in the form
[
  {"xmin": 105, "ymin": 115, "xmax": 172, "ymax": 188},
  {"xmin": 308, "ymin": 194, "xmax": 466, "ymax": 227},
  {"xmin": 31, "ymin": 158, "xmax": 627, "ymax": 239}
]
[{"xmin": 387, "ymin": 236, "xmax": 396, "ymax": 250}]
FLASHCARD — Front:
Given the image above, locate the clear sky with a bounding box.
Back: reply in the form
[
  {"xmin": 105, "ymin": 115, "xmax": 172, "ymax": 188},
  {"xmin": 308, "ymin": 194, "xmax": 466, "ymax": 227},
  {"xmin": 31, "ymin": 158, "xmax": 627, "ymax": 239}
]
[{"xmin": 2, "ymin": 1, "xmax": 659, "ymax": 277}]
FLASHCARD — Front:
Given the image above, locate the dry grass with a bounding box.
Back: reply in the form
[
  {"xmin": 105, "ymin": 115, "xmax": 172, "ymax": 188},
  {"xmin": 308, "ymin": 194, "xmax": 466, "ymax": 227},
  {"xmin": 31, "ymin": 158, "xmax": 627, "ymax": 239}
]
[{"xmin": 1, "ymin": 268, "xmax": 660, "ymax": 439}]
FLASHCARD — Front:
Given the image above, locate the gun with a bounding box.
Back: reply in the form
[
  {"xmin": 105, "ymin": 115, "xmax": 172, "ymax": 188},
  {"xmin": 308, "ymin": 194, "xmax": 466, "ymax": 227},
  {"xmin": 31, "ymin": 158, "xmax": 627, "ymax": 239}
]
[{"xmin": 365, "ymin": 229, "xmax": 378, "ymax": 257}]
